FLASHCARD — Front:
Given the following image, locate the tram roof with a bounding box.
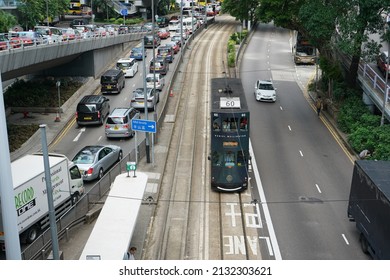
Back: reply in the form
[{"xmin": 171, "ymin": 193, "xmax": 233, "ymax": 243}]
[{"xmin": 211, "ymin": 78, "xmax": 248, "ymax": 113}]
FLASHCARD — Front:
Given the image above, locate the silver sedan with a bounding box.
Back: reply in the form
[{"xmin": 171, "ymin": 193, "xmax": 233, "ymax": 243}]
[{"xmin": 72, "ymin": 145, "xmax": 123, "ymax": 181}]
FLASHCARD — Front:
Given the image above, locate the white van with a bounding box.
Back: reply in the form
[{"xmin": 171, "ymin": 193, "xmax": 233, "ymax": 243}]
[
  {"xmin": 116, "ymin": 57, "xmax": 138, "ymax": 78},
  {"xmin": 168, "ymin": 19, "xmax": 180, "ymax": 32},
  {"xmin": 182, "ymin": 17, "xmax": 198, "ymax": 33}
]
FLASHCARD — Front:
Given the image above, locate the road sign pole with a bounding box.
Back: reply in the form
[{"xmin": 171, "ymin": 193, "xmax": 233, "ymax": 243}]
[{"xmin": 135, "ymin": 131, "xmax": 138, "ymax": 164}]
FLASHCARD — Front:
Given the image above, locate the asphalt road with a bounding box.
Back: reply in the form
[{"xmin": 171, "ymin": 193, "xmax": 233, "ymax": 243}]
[{"xmin": 240, "ymin": 23, "xmax": 369, "ymax": 259}]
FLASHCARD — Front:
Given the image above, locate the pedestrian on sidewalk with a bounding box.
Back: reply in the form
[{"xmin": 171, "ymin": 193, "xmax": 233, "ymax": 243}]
[
  {"xmin": 125, "ymin": 246, "xmax": 137, "ymax": 260},
  {"xmin": 316, "ymin": 96, "xmax": 323, "ymax": 117}
]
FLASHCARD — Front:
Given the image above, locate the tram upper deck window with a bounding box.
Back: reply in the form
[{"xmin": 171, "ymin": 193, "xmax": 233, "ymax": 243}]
[
  {"xmin": 212, "ymin": 115, "xmax": 221, "ymax": 131},
  {"xmin": 222, "ymin": 117, "xmax": 238, "ymax": 132},
  {"xmin": 240, "ymin": 117, "xmax": 248, "ymax": 131}
]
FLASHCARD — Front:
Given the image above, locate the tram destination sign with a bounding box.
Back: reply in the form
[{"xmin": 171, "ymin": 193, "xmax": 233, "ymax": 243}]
[
  {"xmin": 131, "ymin": 119, "xmax": 156, "ymax": 133},
  {"xmin": 220, "ymin": 97, "xmax": 241, "ymax": 109}
]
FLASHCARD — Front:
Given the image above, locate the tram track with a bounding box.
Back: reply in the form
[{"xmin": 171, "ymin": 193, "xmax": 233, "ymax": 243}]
[{"xmin": 143, "ymin": 15, "xmax": 265, "ymax": 260}]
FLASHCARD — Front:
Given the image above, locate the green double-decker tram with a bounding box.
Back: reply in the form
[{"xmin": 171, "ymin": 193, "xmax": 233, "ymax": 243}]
[{"xmin": 209, "ymin": 78, "xmax": 250, "ymax": 192}]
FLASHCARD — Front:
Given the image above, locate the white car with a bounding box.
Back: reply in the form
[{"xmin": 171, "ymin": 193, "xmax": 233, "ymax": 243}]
[
  {"xmin": 146, "ymin": 73, "xmax": 165, "ymax": 90},
  {"xmin": 254, "ymin": 80, "xmax": 277, "ymax": 102}
]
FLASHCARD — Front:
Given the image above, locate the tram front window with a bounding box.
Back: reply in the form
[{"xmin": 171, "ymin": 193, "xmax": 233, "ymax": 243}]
[
  {"xmin": 237, "ymin": 151, "xmax": 245, "ymax": 166},
  {"xmin": 212, "ymin": 151, "xmax": 222, "ymax": 166},
  {"xmin": 224, "ymin": 151, "xmax": 235, "ymax": 167}
]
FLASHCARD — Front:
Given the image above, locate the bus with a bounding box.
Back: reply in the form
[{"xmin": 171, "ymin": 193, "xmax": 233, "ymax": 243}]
[
  {"xmin": 209, "ymin": 78, "xmax": 250, "ymax": 192},
  {"xmin": 168, "ymin": 19, "xmax": 180, "ymax": 32},
  {"xmin": 68, "ymin": 1, "xmax": 82, "ymax": 15},
  {"xmin": 79, "ymin": 172, "xmax": 147, "ymax": 260},
  {"xmin": 293, "ymin": 31, "xmax": 317, "ymax": 65}
]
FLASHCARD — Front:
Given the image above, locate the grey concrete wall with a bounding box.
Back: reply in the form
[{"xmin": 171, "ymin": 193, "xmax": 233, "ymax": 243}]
[{"xmin": 0, "ymin": 33, "xmax": 146, "ymax": 81}]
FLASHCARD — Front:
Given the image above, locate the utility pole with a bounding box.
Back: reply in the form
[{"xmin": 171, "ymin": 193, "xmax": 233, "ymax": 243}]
[{"xmin": 0, "ymin": 74, "xmax": 22, "ymax": 260}]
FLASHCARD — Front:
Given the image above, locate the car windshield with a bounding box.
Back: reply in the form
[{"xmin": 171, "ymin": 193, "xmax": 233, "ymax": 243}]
[
  {"xmin": 101, "ymin": 76, "xmax": 117, "ymax": 83},
  {"xmin": 134, "ymin": 88, "xmax": 146, "ymax": 98},
  {"xmin": 259, "ymin": 83, "xmax": 274, "ymax": 90},
  {"xmin": 146, "ymin": 76, "xmax": 157, "ymax": 82},
  {"xmin": 73, "ymin": 150, "xmax": 96, "ymax": 164},
  {"xmin": 107, "ymin": 117, "xmax": 126, "ymax": 124},
  {"xmin": 77, "ymin": 104, "xmax": 97, "ymax": 113},
  {"xmin": 117, "ymin": 62, "xmax": 131, "ymax": 69}
]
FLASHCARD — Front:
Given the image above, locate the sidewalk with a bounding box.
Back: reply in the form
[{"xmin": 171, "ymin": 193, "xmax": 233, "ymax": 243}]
[{"xmin": 8, "ymin": 77, "xmax": 100, "ymax": 161}]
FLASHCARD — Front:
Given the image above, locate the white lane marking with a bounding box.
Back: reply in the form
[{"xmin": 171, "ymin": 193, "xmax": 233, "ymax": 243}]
[
  {"xmin": 342, "ymin": 234, "xmax": 350, "ymax": 245},
  {"xmin": 315, "ymin": 184, "xmax": 322, "ymax": 193},
  {"xmin": 280, "ymin": 106, "xmax": 283, "ymax": 111},
  {"xmin": 250, "ymin": 141, "xmax": 282, "ymax": 259},
  {"xmin": 288, "ymin": 125, "xmax": 291, "ymax": 131},
  {"xmin": 299, "ymin": 150, "xmax": 303, "ymax": 157},
  {"xmin": 98, "ymin": 136, "xmax": 102, "ymax": 142},
  {"xmin": 73, "ymin": 127, "xmax": 86, "ymax": 142}
]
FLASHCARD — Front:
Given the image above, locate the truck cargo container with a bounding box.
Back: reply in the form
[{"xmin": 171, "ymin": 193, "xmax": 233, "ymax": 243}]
[
  {"xmin": 0, "ymin": 153, "xmax": 84, "ymax": 248},
  {"xmin": 347, "ymin": 160, "xmax": 390, "ymax": 259}
]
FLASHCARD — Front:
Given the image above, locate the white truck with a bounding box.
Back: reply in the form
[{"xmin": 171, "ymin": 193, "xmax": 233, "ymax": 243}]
[{"xmin": 0, "ymin": 153, "xmax": 84, "ymax": 247}]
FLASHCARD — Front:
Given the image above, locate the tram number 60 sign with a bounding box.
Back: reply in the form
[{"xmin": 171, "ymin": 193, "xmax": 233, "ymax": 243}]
[{"xmin": 220, "ymin": 97, "xmax": 241, "ymax": 109}]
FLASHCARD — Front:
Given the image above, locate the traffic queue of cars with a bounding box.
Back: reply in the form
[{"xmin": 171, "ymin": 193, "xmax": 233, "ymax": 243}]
[
  {"xmin": 0, "ymin": 23, "xmax": 148, "ymax": 51},
  {"xmin": 17, "ymin": 17, "xmax": 195, "ymax": 183}
]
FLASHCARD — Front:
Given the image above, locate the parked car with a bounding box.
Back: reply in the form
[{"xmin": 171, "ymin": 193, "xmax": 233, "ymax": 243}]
[
  {"xmin": 76, "ymin": 95, "xmax": 111, "ymax": 126},
  {"xmin": 100, "ymin": 69, "xmax": 126, "ymax": 94},
  {"xmin": 149, "ymin": 57, "xmax": 169, "ymax": 75},
  {"xmin": 157, "ymin": 28, "xmax": 170, "ymax": 39},
  {"xmin": 377, "ymin": 51, "xmax": 390, "ymax": 76},
  {"xmin": 164, "ymin": 41, "xmax": 179, "ymax": 54},
  {"xmin": 73, "ymin": 25, "xmax": 94, "ymax": 39},
  {"xmin": 94, "ymin": 27, "xmax": 107, "ymax": 37},
  {"xmin": 72, "ymin": 145, "xmax": 123, "ymax": 181},
  {"xmin": 62, "ymin": 28, "xmax": 76, "ymax": 40},
  {"xmin": 116, "ymin": 57, "xmax": 138, "ymax": 78},
  {"xmin": 144, "ymin": 34, "xmax": 161, "ymax": 48},
  {"xmin": 130, "ymin": 47, "xmax": 146, "ymax": 60},
  {"xmin": 146, "ymin": 73, "xmax": 165, "ymax": 90},
  {"xmin": 104, "ymin": 107, "xmax": 140, "ymax": 138},
  {"xmin": 118, "ymin": 25, "xmax": 129, "ymax": 34},
  {"xmin": 9, "ymin": 31, "xmax": 46, "ymax": 46},
  {"xmin": 130, "ymin": 87, "xmax": 159, "ymax": 111},
  {"xmin": 0, "ymin": 33, "xmax": 21, "ymax": 50},
  {"xmin": 171, "ymin": 35, "xmax": 183, "ymax": 47},
  {"xmin": 70, "ymin": 18, "xmax": 89, "ymax": 28},
  {"xmin": 254, "ymin": 80, "xmax": 277, "ymax": 102},
  {"xmin": 34, "ymin": 26, "xmax": 61, "ymax": 44},
  {"xmin": 157, "ymin": 45, "xmax": 174, "ymax": 63}
]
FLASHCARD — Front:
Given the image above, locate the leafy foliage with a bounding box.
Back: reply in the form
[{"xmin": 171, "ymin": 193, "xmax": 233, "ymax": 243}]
[
  {"xmin": 4, "ymin": 78, "xmax": 83, "ymax": 108},
  {"xmin": 17, "ymin": 0, "xmax": 69, "ymax": 29},
  {"xmin": 0, "ymin": 10, "xmax": 17, "ymax": 32},
  {"xmin": 7, "ymin": 123, "xmax": 40, "ymax": 153},
  {"xmin": 337, "ymin": 93, "xmax": 390, "ymax": 160}
]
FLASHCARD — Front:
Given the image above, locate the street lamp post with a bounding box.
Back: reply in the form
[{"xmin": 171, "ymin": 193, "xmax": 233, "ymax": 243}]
[
  {"xmin": 46, "ymin": 0, "xmax": 49, "ymax": 27},
  {"xmin": 55, "ymin": 81, "xmax": 61, "ymax": 122}
]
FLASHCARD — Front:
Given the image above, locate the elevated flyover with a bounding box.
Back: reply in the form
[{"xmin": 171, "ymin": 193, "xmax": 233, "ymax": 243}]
[{"xmin": 0, "ymin": 32, "xmax": 146, "ymax": 81}]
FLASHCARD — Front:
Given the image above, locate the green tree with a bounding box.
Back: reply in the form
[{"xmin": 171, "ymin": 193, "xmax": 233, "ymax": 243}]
[
  {"xmin": 255, "ymin": 0, "xmax": 390, "ymax": 90},
  {"xmin": 0, "ymin": 10, "xmax": 17, "ymax": 32},
  {"xmin": 221, "ymin": 0, "xmax": 258, "ymax": 25},
  {"xmin": 17, "ymin": 0, "xmax": 69, "ymax": 29}
]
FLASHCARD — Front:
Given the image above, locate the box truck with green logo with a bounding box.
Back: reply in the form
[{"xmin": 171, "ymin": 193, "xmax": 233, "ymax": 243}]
[{"xmin": 0, "ymin": 153, "xmax": 84, "ymax": 247}]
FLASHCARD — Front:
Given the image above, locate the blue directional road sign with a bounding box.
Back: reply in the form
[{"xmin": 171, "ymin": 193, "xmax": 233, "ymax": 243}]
[
  {"xmin": 131, "ymin": 119, "xmax": 156, "ymax": 133},
  {"xmin": 121, "ymin": 9, "xmax": 128, "ymax": 16}
]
